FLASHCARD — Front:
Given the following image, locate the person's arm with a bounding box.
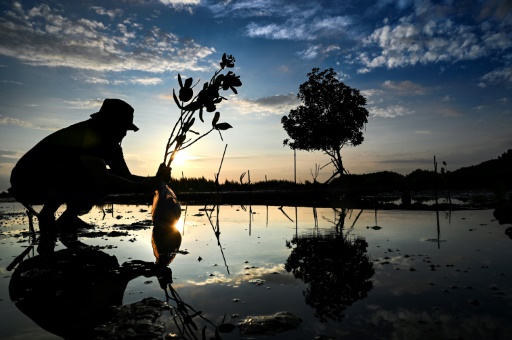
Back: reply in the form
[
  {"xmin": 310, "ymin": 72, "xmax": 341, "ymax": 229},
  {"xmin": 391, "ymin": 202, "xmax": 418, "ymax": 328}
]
[
  {"xmin": 106, "ymin": 145, "xmax": 170, "ymax": 184},
  {"xmin": 80, "ymin": 155, "xmax": 157, "ymax": 193}
]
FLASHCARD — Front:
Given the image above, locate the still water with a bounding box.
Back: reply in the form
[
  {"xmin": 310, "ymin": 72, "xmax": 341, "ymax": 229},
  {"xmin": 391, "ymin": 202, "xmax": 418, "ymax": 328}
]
[{"xmin": 1, "ymin": 202, "xmax": 511, "ymax": 339}]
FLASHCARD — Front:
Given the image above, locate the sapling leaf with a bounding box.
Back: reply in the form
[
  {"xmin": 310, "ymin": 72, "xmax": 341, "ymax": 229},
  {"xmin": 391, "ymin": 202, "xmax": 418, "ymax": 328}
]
[
  {"xmin": 214, "ymin": 122, "xmax": 232, "ymax": 131},
  {"xmin": 212, "ymin": 112, "xmax": 220, "ymax": 126},
  {"xmin": 184, "ymin": 101, "xmax": 202, "ymax": 112},
  {"xmin": 217, "ymin": 324, "xmax": 236, "ymax": 333},
  {"xmin": 189, "ymin": 129, "xmax": 199, "ymax": 135},
  {"xmin": 214, "ymin": 74, "xmax": 224, "ymax": 85},
  {"xmin": 185, "ymin": 77, "xmax": 193, "ymax": 88},
  {"xmin": 206, "ymin": 104, "xmax": 216, "ymax": 112},
  {"xmin": 173, "ymin": 89, "xmax": 183, "ymax": 109},
  {"xmin": 199, "ymin": 107, "xmax": 204, "ymax": 122},
  {"xmin": 178, "ymin": 74, "xmax": 183, "ymax": 88},
  {"xmin": 186, "ymin": 117, "xmax": 196, "ymax": 131}
]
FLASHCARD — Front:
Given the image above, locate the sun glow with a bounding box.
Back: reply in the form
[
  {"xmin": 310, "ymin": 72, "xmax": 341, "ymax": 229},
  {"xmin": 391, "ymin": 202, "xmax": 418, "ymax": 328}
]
[
  {"xmin": 170, "ymin": 149, "xmax": 188, "ymax": 167},
  {"xmin": 175, "ymin": 217, "xmax": 185, "ymax": 234}
]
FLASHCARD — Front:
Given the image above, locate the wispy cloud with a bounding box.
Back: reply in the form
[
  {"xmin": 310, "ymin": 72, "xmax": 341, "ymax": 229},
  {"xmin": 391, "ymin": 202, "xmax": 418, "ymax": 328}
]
[
  {"xmin": 369, "ymin": 105, "xmax": 414, "ymax": 118},
  {"xmin": 358, "ymin": 9, "xmax": 512, "ymax": 73},
  {"xmin": 478, "ymin": 66, "xmax": 512, "ymax": 87},
  {"xmin": 382, "ymin": 80, "xmax": 427, "ymax": 95},
  {"xmin": 63, "ymin": 98, "xmax": 104, "ymax": 109},
  {"xmin": 0, "ymin": 115, "xmax": 57, "ymax": 130},
  {"xmin": 231, "ymin": 93, "xmax": 300, "ymax": 116},
  {"xmin": 246, "ymin": 15, "xmax": 352, "ymax": 41},
  {"xmin": 91, "ymin": 6, "xmax": 123, "ymax": 19},
  {"xmin": 0, "ymin": 2, "xmax": 214, "ymax": 73}
]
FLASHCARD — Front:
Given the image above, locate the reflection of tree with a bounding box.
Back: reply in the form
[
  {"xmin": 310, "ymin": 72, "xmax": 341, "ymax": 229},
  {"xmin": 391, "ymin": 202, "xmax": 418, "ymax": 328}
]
[{"xmin": 285, "ymin": 231, "xmax": 374, "ymax": 322}]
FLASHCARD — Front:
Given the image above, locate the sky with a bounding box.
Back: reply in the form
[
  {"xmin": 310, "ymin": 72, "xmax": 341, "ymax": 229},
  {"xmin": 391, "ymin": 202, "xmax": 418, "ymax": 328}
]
[{"xmin": 0, "ymin": 0, "xmax": 511, "ymax": 192}]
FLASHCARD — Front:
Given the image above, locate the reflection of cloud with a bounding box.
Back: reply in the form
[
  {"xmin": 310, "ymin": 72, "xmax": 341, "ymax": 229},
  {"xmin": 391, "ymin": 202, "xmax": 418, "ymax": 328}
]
[
  {"xmin": 185, "ymin": 265, "xmax": 293, "ymax": 286},
  {"xmin": 187, "ymin": 273, "xmax": 231, "ymax": 286},
  {"xmin": 365, "ymin": 305, "xmax": 510, "ymax": 339},
  {"xmin": 237, "ymin": 265, "xmax": 296, "ymax": 285}
]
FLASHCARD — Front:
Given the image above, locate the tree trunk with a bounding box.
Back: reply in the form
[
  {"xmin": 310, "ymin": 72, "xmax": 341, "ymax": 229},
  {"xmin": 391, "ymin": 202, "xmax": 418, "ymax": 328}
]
[{"xmin": 322, "ymin": 149, "xmax": 345, "ymax": 185}]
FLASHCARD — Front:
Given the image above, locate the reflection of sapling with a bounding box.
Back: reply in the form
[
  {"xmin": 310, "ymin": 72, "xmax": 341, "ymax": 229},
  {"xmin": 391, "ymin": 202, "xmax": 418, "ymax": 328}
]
[{"xmin": 163, "ymin": 53, "xmax": 242, "ymax": 168}]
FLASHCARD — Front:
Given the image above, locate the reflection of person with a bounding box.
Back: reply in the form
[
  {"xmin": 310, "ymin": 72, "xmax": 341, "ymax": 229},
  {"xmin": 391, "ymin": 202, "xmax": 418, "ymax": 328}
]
[
  {"xmin": 9, "ymin": 246, "xmax": 173, "ymax": 339},
  {"xmin": 10, "ymin": 99, "xmax": 169, "ymax": 234}
]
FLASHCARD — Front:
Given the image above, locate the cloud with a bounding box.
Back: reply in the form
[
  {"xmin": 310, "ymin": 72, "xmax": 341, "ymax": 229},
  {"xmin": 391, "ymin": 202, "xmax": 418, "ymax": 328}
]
[
  {"xmin": 209, "ymin": 0, "xmax": 319, "ymax": 19},
  {"xmin": 358, "ymin": 11, "xmax": 512, "ymax": 72},
  {"xmin": 382, "ymin": 80, "xmax": 427, "ymax": 94},
  {"xmin": 64, "ymin": 98, "xmax": 105, "ymax": 109},
  {"xmin": 479, "ymin": 0, "xmax": 512, "ymax": 21},
  {"xmin": 438, "ymin": 108, "xmax": 464, "ymax": 116},
  {"xmin": 246, "ymin": 15, "xmax": 352, "ymax": 41},
  {"xmin": 91, "ymin": 6, "xmax": 124, "ymax": 19},
  {"xmin": 159, "ymin": 0, "xmax": 201, "ymax": 14},
  {"xmin": 296, "ymin": 45, "xmax": 320, "ymax": 59},
  {"xmin": 0, "ymin": 80, "xmax": 24, "ymax": 85},
  {"xmin": 0, "ymin": 115, "xmax": 57, "ymax": 130},
  {"xmin": 478, "ymin": 66, "xmax": 512, "ymax": 87},
  {"xmin": 415, "ymin": 130, "xmax": 431, "ymax": 134},
  {"xmin": 231, "ymin": 93, "xmax": 300, "ymax": 116},
  {"xmin": 0, "ymin": 2, "xmax": 215, "ymax": 74},
  {"xmin": 0, "ymin": 149, "xmax": 22, "ymax": 163},
  {"xmin": 369, "ymin": 105, "xmax": 414, "ymax": 118},
  {"xmin": 159, "ymin": 0, "xmax": 201, "ymax": 5}
]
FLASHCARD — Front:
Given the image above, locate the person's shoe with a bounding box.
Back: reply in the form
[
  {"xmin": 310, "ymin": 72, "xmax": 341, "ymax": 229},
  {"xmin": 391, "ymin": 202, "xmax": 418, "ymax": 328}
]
[
  {"xmin": 37, "ymin": 233, "xmax": 56, "ymax": 255},
  {"xmin": 56, "ymin": 211, "xmax": 94, "ymax": 231},
  {"xmin": 37, "ymin": 211, "xmax": 58, "ymax": 235}
]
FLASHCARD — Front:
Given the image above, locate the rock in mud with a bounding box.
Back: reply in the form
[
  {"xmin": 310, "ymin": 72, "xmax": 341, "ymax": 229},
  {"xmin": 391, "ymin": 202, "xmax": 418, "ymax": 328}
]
[
  {"xmin": 94, "ymin": 297, "xmax": 166, "ymax": 339},
  {"xmin": 238, "ymin": 311, "xmax": 302, "ymax": 335}
]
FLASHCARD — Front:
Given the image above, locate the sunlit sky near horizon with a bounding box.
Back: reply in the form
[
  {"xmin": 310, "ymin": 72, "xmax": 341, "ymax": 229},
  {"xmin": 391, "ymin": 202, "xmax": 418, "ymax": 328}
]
[{"xmin": 0, "ymin": 0, "xmax": 511, "ymax": 192}]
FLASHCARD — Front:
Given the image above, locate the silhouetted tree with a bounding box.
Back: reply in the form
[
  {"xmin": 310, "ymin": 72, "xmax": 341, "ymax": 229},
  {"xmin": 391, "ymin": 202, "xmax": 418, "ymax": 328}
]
[
  {"xmin": 281, "ymin": 68, "xmax": 369, "ymax": 184},
  {"xmin": 285, "ymin": 231, "xmax": 374, "ymax": 322}
]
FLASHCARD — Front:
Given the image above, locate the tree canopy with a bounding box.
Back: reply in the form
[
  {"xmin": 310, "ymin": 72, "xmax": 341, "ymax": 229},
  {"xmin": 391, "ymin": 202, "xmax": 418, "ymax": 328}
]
[{"xmin": 281, "ymin": 68, "xmax": 369, "ymax": 183}]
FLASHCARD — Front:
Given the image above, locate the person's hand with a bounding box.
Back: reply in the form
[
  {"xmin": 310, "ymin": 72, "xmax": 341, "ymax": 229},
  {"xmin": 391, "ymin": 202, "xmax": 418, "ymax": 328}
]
[
  {"xmin": 141, "ymin": 176, "xmax": 163, "ymax": 192},
  {"xmin": 155, "ymin": 265, "xmax": 173, "ymax": 288},
  {"xmin": 156, "ymin": 163, "xmax": 171, "ymax": 183}
]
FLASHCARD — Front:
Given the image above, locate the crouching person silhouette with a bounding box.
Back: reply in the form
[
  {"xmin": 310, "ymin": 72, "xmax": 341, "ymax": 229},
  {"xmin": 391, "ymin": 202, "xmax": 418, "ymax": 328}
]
[{"xmin": 10, "ymin": 99, "xmax": 169, "ymax": 237}]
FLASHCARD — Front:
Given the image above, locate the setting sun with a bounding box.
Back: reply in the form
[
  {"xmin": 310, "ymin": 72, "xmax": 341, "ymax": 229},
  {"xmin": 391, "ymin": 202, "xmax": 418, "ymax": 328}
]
[{"xmin": 170, "ymin": 150, "xmax": 188, "ymax": 167}]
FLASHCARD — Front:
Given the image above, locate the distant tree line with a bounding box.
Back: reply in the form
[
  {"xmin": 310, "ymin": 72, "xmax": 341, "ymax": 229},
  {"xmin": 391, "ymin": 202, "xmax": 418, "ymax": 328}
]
[
  {"xmin": 1, "ymin": 150, "xmax": 510, "ymax": 199},
  {"xmin": 166, "ymin": 149, "xmax": 512, "ymax": 195}
]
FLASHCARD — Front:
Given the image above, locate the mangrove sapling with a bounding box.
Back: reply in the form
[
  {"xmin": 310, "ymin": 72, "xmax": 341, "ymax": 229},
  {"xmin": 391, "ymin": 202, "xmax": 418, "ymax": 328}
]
[
  {"xmin": 162, "ymin": 53, "xmax": 242, "ymax": 169},
  {"xmin": 151, "ymin": 53, "xmax": 242, "ymax": 264}
]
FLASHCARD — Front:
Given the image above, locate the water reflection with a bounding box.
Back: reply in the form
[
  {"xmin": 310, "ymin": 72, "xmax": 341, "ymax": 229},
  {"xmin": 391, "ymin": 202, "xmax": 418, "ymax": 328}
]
[
  {"xmin": 285, "ymin": 230, "xmax": 375, "ymax": 322},
  {"xmin": 9, "ymin": 246, "xmax": 172, "ymax": 339}
]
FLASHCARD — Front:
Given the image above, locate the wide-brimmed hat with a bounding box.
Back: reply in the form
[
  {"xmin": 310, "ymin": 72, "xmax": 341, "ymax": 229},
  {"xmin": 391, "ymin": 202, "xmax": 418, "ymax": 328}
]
[{"xmin": 90, "ymin": 99, "xmax": 139, "ymax": 132}]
